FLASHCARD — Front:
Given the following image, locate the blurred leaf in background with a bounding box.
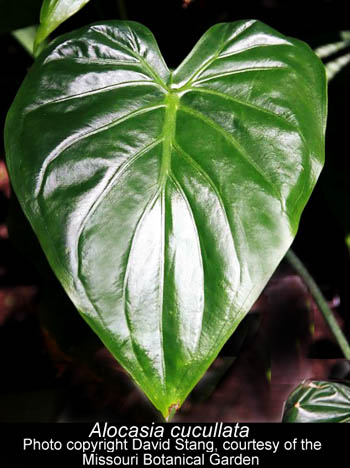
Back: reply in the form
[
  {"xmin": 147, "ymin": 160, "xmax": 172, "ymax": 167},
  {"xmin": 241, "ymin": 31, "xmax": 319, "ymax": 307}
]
[
  {"xmin": 12, "ymin": 25, "xmax": 37, "ymax": 56},
  {"xmin": 315, "ymin": 31, "xmax": 350, "ymax": 251},
  {"xmin": 315, "ymin": 31, "xmax": 350, "ymax": 80}
]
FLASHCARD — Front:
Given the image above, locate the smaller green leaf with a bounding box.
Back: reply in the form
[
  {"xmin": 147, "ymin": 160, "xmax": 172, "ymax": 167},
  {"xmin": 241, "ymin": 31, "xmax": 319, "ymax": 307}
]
[
  {"xmin": 325, "ymin": 53, "xmax": 350, "ymax": 81},
  {"xmin": 315, "ymin": 40, "xmax": 349, "ymax": 59},
  {"xmin": 12, "ymin": 25, "xmax": 37, "ymax": 56},
  {"xmin": 315, "ymin": 31, "xmax": 350, "ymax": 81},
  {"xmin": 34, "ymin": 0, "xmax": 90, "ymax": 55},
  {"xmin": 283, "ymin": 380, "xmax": 350, "ymax": 422}
]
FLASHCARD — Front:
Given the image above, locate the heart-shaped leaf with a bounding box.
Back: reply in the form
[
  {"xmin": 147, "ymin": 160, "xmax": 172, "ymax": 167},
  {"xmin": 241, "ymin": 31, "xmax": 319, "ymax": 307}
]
[
  {"xmin": 5, "ymin": 20, "xmax": 327, "ymax": 418},
  {"xmin": 283, "ymin": 380, "xmax": 350, "ymax": 422}
]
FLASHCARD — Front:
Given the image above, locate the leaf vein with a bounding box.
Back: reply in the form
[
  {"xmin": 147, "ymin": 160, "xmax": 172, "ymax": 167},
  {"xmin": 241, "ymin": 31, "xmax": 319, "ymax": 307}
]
[
  {"xmin": 75, "ymin": 138, "xmax": 163, "ymax": 277},
  {"xmin": 48, "ymin": 57, "xmax": 139, "ymax": 66},
  {"xmin": 173, "ymin": 141, "xmax": 241, "ymax": 293},
  {"xmin": 178, "ymin": 20, "xmax": 257, "ymax": 89},
  {"xmin": 179, "ymin": 104, "xmax": 285, "ymax": 210},
  {"xmin": 217, "ymin": 41, "xmax": 293, "ymax": 60},
  {"xmin": 91, "ymin": 26, "xmax": 168, "ymax": 91},
  {"xmin": 121, "ymin": 189, "xmax": 162, "ymax": 377},
  {"xmin": 35, "ymin": 103, "xmax": 165, "ymax": 197},
  {"xmin": 193, "ymin": 66, "xmax": 288, "ymax": 85},
  {"xmin": 186, "ymin": 86, "xmax": 300, "ymax": 132},
  {"xmin": 26, "ymin": 80, "xmax": 165, "ymax": 115},
  {"xmin": 168, "ymin": 172, "xmax": 205, "ymax": 354}
]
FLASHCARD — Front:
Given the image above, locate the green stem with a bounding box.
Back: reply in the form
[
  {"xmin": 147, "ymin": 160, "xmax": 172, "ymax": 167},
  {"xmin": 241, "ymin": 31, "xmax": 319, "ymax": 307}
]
[{"xmin": 285, "ymin": 249, "xmax": 350, "ymax": 359}]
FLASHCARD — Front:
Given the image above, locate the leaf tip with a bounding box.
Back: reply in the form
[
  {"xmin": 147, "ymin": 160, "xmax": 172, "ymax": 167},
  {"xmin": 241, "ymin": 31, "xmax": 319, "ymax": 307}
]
[{"xmin": 165, "ymin": 403, "xmax": 180, "ymax": 422}]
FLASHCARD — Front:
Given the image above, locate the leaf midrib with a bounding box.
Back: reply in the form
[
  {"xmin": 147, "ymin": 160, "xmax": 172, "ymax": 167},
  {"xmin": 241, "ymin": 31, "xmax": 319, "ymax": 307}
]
[{"xmin": 157, "ymin": 92, "xmax": 180, "ymax": 390}]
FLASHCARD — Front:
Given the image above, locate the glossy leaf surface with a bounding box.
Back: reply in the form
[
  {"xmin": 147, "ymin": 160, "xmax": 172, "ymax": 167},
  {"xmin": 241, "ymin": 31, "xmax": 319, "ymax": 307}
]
[
  {"xmin": 5, "ymin": 20, "xmax": 327, "ymax": 417},
  {"xmin": 283, "ymin": 380, "xmax": 350, "ymax": 422},
  {"xmin": 34, "ymin": 0, "xmax": 90, "ymax": 53}
]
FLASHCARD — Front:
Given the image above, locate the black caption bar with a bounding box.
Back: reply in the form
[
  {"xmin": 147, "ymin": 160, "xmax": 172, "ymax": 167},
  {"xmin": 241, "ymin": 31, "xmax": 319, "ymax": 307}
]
[{"xmin": 0, "ymin": 422, "xmax": 342, "ymax": 467}]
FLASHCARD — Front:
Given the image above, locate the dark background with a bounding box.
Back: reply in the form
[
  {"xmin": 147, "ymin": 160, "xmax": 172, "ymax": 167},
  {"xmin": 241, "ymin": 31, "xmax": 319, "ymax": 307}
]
[{"xmin": 0, "ymin": 0, "xmax": 349, "ymax": 423}]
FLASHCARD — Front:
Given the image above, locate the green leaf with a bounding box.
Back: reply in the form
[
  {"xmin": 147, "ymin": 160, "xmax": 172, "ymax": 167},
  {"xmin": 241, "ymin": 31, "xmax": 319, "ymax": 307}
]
[
  {"xmin": 315, "ymin": 33, "xmax": 350, "ymax": 245},
  {"xmin": 326, "ymin": 53, "xmax": 350, "ymax": 81},
  {"xmin": 315, "ymin": 31, "xmax": 350, "ymax": 81},
  {"xmin": 5, "ymin": 20, "xmax": 327, "ymax": 418},
  {"xmin": 315, "ymin": 39, "xmax": 349, "ymax": 60},
  {"xmin": 283, "ymin": 380, "xmax": 350, "ymax": 422},
  {"xmin": 34, "ymin": 0, "xmax": 91, "ymax": 55},
  {"xmin": 12, "ymin": 25, "xmax": 38, "ymax": 56}
]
